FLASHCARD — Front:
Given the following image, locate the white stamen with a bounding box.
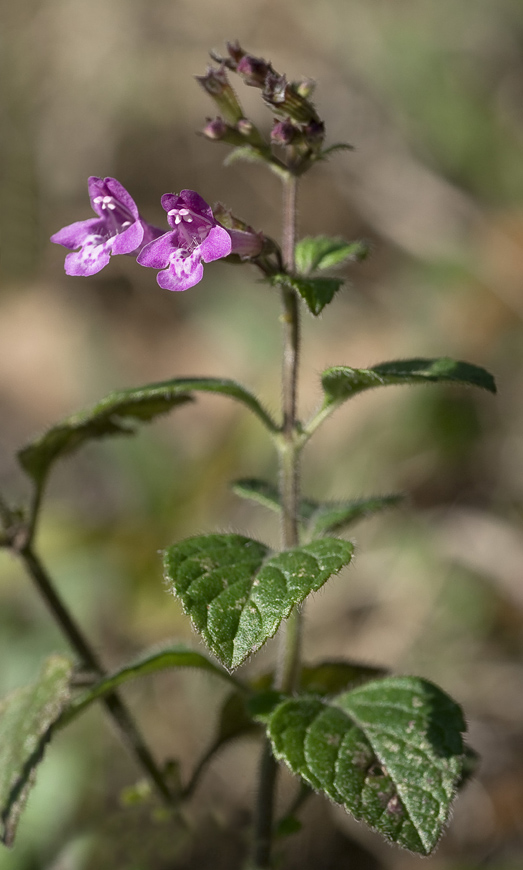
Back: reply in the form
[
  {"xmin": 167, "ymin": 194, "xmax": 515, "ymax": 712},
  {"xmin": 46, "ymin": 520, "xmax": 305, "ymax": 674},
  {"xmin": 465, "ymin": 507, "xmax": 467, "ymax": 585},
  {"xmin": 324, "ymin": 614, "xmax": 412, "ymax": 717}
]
[{"xmin": 168, "ymin": 207, "xmax": 193, "ymax": 224}]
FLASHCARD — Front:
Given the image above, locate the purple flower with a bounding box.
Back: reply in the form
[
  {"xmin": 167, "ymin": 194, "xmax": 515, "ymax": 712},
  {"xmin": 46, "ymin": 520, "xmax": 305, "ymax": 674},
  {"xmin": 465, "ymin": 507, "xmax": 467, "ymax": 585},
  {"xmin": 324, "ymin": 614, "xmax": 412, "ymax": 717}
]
[
  {"xmin": 51, "ymin": 176, "xmax": 163, "ymax": 277},
  {"xmin": 137, "ymin": 190, "xmax": 232, "ymax": 292}
]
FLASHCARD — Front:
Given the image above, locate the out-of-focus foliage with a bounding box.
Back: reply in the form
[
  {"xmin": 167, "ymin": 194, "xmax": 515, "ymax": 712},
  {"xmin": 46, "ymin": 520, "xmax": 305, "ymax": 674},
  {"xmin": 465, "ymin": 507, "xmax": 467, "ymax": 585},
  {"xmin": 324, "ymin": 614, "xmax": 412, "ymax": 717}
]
[{"xmin": 1, "ymin": 0, "xmax": 523, "ymax": 868}]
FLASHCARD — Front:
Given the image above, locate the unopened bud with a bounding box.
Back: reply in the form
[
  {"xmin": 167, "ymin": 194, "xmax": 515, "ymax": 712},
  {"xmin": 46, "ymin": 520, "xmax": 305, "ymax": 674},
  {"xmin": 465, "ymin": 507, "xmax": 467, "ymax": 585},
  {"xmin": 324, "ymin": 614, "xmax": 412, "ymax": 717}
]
[
  {"xmin": 201, "ymin": 117, "xmax": 250, "ymax": 146},
  {"xmin": 295, "ymin": 78, "xmax": 316, "ymax": 99},
  {"xmin": 226, "ymin": 40, "xmax": 246, "ymax": 66},
  {"xmin": 237, "ymin": 54, "xmax": 275, "ymax": 88},
  {"xmin": 263, "ymin": 73, "xmax": 320, "ymax": 125},
  {"xmin": 202, "ymin": 117, "xmax": 229, "ymax": 140},
  {"xmin": 195, "ymin": 65, "xmax": 244, "ymax": 124},
  {"xmin": 304, "ymin": 119, "xmax": 325, "ymax": 144},
  {"xmin": 271, "ymin": 118, "xmax": 298, "ymax": 146}
]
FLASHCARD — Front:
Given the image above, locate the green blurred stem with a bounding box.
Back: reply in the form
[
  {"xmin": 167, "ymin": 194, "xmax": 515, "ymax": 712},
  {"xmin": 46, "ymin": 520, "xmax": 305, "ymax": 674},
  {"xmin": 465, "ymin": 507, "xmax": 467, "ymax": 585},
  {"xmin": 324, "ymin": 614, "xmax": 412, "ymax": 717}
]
[
  {"xmin": 16, "ymin": 544, "xmax": 175, "ymax": 806},
  {"xmin": 252, "ymin": 174, "xmax": 302, "ymax": 870}
]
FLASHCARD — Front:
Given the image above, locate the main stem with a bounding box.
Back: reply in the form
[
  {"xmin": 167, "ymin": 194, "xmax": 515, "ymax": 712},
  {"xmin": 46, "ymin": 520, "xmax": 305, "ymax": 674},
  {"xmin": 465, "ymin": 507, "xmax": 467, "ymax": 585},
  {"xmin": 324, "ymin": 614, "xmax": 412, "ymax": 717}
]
[{"xmin": 252, "ymin": 174, "xmax": 301, "ymax": 869}]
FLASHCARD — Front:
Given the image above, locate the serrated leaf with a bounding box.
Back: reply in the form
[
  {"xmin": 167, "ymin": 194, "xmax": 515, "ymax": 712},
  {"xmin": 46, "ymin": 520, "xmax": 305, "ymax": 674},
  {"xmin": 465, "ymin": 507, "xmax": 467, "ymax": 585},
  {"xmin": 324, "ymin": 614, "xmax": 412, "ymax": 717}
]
[
  {"xmin": 322, "ymin": 358, "xmax": 497, "ymax": 408},
  {"xmin": 270, "ymin": 274, "xmax": 344, "ymax": 316},
  {"xmin": 163, "ymin": 534, "xmax": 354, "ymax": 670},
  {"xmin": 266, "ymin": 676, "xmax": 467, "ymax": 855},
  {"xmin": 0, "ymin": 656, "xmax": 73, "ymax": 846},
  {"xmin": 295, "ymin": 237, "xmax": 369, "ymax": 275},
  {"xmin": 63, "ymin": 643, "xmax": 237, "ymax": 725},
  {"xmin": 232, "ymin": 479, "xmax": 403, "ymax": 536},
  {"xmin": 18, "ymin": 377, "xmax": 276, "ymax": 487}
]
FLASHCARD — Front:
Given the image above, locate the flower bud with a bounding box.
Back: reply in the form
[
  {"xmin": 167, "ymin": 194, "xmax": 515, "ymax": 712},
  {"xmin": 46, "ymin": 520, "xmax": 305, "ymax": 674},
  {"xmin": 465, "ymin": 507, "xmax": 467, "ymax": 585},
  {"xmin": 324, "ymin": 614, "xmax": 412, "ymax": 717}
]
[
  {"xmin": 304, "ymin": 119, "xmax": 325, "ymax": 146},
  {"xmin": 201, "ymin": 117, "xmax": 252, "ymax": 146},
  {"xmin": 236, "ymin": 53, "xmax": 275, "ymax": 88},
  {"xmin": 263, "ymin": 73, "xmax": 319, "ymax": 125},
  {"xmin": 295, "ymin": 78, "xmax": 316, "ymax": 99},
  {"xmin": 271, "ymin": 118, "xmax": 298, "ymax": 146},
  {"xmin": 195, "ymin": 65, "xmax": 244, "ymax": 124}
]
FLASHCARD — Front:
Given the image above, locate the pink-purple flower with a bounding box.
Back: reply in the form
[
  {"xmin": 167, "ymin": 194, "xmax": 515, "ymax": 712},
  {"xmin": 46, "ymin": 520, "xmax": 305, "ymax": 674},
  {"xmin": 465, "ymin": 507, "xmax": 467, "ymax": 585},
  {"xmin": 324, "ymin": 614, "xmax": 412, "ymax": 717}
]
[
  {"xmin": 137, "ymin": 189, "xmax": 232, "ymax": 292},
  {"xmin": 51, "ymin": 176, "xmax": 163, "ymax": 277}
]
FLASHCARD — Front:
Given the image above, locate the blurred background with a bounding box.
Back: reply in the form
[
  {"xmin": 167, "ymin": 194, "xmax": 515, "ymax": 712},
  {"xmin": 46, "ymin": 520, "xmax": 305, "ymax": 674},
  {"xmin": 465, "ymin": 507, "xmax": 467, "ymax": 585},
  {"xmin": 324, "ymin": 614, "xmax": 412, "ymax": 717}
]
[{"xmin": 1, "ymin": 0, "xmax": 523, "ymax": 867}]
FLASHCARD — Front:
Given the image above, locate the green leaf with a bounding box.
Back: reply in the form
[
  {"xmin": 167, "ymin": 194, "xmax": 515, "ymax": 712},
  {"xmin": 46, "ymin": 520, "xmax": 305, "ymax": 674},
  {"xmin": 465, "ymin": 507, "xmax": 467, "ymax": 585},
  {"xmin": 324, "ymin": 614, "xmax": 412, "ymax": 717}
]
[
  {"xmin": 300, "ymin": 661, "xmax": 388, "ymax": 696},
  {"xmin": 265, "ymin": 676, "xmax": 467, "ymax": 855},
  {"xmin": 295, "ymin": 237, "xmax": 369, "ymax": 274},
  {"xmin": 163, "ymin": 534, "xmax": 354, "ymax": 670},
  {"xmin": 18, "ymin": 377, "xmax": 277, "ymax": 487},
  {"xmin": 62, "ymin": 643, "xmax": 238, "ymax": 725},
  {"xmin": 0, "ymin": 656, "xmax": 73, "ymax": 846},
  {"xmin": 306, "ymin": 494, "xmax": 405, "ymax": 538},
  {"xmin": 232, "ymin": 479, "xmax": 403, "ymax": 536},
  {"xmin": 270, "ymin": 274, "xmax": 344, "ymax": 316},
  {"xmin": 231, "ymin": 479, "xmax": 282, "ymax": 514},
  {"xmin": 322, "ymin": 358, "xmax": 497, "ymax": 407}
]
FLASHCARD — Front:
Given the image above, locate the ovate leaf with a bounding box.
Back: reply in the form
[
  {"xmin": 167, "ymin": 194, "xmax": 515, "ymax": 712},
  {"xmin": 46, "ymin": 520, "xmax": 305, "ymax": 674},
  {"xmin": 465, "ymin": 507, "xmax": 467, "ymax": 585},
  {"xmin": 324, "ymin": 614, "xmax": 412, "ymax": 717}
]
[
  {"xmin": 265, "ymin": 676, "xmax": 467, "ymax": 855},
  {"xmin": 269, "ymin": 274, "xmax": 344, "ymax": 315},
  {"xmin": 163, "ymin": 534, "xmax": 354, "ymax": 670},
  {"xmin": 0, "ymin": 656, "xmax": 73, "ymax": 846},
  {"xmin": 295, "ymin": 236, "xmax": 369, "ymax": 274},
  {"xmin": 322, "ymin": 358, "xmax": 496, "ymax": 408},
  {"xmin": 18, "ymin": 377, "xmax": 276, "ymax": 487}
]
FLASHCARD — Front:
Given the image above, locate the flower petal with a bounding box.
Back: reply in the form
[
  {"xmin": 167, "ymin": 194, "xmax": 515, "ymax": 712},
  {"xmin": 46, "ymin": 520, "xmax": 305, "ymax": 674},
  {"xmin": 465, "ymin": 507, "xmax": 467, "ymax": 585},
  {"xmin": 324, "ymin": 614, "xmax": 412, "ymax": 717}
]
[
  {"xmin": 136, "ymin": 233, "xmax": 176, "ymax": 268},
  {"xmin": 105, "ymin": 177, "xmax": 140, "ymax": 220},
  {"xmin": 51, "ymin": 218, "xmax": 106, "ymax": 250},
  {"xmin": 199, "ymin": 225, "xmax": 232, "ymax": 262},
  {"xmin": 157, "ymin": 258, "xmax": 204, "ymax": 292},
  {"xmin": 160, "ymin": 189, "xmax": 214, "ymax": 223},
  {"xmin": 64, "ymin": 240, "xmax": 113, "ymax": 276},
  {"xmin": 111, "ymin": 220, "xmax": 144, "ymax": 255}
]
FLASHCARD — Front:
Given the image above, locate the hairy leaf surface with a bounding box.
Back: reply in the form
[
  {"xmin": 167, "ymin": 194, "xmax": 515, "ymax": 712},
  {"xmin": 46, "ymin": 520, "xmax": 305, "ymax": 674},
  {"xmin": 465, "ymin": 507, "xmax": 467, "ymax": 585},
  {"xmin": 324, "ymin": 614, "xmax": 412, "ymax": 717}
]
[
  {"xmin": 295, "ymin": 236, "xmax": 369, "ymax": 274},
  {"xmin": 164, "ymin": 534, "xmax": 354, "ymax": 669},
  {"xmin": 18, "ymin": 377, "xmax": 276, "ymax": 486},
  {"xmin": 322, "ymin": 358, "xmax": 496, "ymax": 408},
  {"xmin": 0, "ymin": 657, "xmax": 73, "ymax": 846},
  {"xmin": 265, "ymin": 676, "xmax": 467, "ymax": 855},
  {"xmin": 269, "ymin": 274, "xmax": 344, "ymax": 315}
]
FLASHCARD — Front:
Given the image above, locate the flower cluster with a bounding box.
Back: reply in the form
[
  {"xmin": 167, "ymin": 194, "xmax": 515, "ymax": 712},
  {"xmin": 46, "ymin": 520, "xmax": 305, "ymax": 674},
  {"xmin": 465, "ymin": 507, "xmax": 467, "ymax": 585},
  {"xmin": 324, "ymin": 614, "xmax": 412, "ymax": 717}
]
[
  {"xmin": 199, "ymin": 41, "xmax": 326, "ymax": 173},
  {"xmin": 52, "ymin": 178, "xmax": 263, "ymax": 292}
]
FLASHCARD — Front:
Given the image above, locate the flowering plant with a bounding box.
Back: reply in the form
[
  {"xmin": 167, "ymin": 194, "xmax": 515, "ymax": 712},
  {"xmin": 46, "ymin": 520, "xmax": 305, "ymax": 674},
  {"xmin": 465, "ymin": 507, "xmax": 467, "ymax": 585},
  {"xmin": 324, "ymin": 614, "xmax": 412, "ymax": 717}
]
[{"xmin": 0, "ymin": 43, "xmax": 496, "ymax": 869}]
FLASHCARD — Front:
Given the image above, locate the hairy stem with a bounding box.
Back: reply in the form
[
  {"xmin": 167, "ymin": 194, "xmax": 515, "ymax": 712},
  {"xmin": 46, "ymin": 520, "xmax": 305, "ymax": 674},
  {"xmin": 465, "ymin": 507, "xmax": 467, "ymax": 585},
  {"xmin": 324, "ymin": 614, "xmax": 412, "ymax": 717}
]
[
  {"xmin": 252, "ymin": 174, "xmax": 301, "ymax": 869},
  {"xmin": 277, "ymin": 172, "xmax": 301, "ymax": 691},
  {"xmin": 17, "ymin": 545, "xmax": 174, "ymax": 805}
]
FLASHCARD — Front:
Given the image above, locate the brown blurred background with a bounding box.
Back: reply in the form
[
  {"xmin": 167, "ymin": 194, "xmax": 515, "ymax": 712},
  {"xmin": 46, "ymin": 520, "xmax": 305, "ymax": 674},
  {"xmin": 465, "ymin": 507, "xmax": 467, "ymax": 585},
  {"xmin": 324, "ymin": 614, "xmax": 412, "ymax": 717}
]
[{"xmin": 1, "ymin": 1, "xmax": 523, "ymax": 868}]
